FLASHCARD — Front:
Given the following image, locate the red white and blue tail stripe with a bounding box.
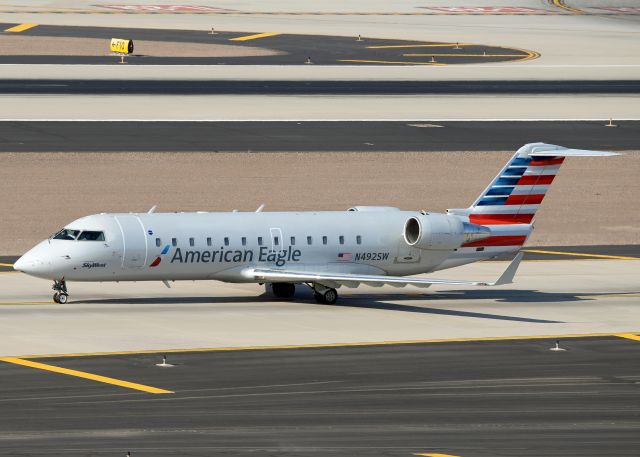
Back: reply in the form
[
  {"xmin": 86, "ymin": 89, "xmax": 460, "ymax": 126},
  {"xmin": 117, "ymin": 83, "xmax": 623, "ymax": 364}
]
[{"xmin": 448, "ymin": 143, "xmax": 618, "ymax": 253}]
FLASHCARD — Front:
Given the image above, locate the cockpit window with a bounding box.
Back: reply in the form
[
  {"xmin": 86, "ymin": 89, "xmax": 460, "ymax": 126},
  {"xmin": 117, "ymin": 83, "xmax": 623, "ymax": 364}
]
[
  {"xmin": 77, "ymin": 231, "xmax": 105, "ymax": 241},
  {"xmin": 53, "ymin": 229, "xmax": 80, "ymax": 240}
]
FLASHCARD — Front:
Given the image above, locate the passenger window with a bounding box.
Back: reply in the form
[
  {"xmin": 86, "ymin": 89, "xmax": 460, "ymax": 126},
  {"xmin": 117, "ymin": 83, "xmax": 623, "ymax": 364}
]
[
  {"xmin": 156, "ymin": 238, "xmax": 161, "ymax": 247},
  {"xmin": 307, "ymin": 236, "xmax": 312, "ymax": 245},
  {"xmin": 242, "ymin": 237, "xmax": 247, "ymax": 246},
  {"xmin": 224, "ymin": 237, "xmax": 229, "ymax": 246},
  {"xmin": 339, "ymin": 235, "xmax": 344, "ymax": 245},
  {"xmin": 322, "ymin": 236, "xmax": 327, "ymax": 245},
  {"xmin": 172, "ymin": 238, "xmax": 177, "ymax": 247},
  {"xmin": 356, "ymin": 235, "xmax": 362, "ymax": 245},
  {"xmin": 189, "ymin": 237, "xmax": 195, "ymax": 247},
  {"xmin": 207, "ymin": 237, "xmax": 212, "ymax": 247},
  {"xmin": 77, "ymin": 231, "xmax": 105, "ymax": 241},
  {"xmin": 290, "ymin": 236, "xmax": 296, "ymax": 246},
  {"xmin": 258, "ymin": 236, "xmax": 263, "ymax": 246},
  {"xmin": 53, "ymin": 229, "xmax": 80, "ymax": 240}
]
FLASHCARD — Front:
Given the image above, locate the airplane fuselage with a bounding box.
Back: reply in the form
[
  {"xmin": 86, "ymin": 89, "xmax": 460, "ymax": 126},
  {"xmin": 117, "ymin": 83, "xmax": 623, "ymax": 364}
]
[{"xmin": 20, "ymin": 208, "xmax": 512, "ymax": 283}]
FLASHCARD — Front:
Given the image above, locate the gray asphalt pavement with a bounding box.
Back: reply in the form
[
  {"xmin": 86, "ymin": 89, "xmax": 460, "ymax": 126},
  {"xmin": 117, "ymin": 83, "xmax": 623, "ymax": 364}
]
[
  {"xmin": 2, "ymin": 80, "xmax": 639, "ymax": 94},
  {"xmin": 0, "ymin": 22, "xmax": 534, "ymax": 66},
  {"xmin": 1, "ymin": 121, "xmax": 638, "ymax": 152},
  {"xmin": 0, "ymin": 336, "xmax": 638, "ymax": 456}
]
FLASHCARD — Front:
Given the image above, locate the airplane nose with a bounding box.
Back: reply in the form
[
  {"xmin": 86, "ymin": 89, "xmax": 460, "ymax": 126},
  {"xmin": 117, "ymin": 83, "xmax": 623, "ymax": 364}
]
[
  {"xmin": 13, "ymin": 253, "xmax": 48, "ymax": 275},
  {"xmin": 12, "ymin": 256, "xmax": 25, "ymax": 271}
]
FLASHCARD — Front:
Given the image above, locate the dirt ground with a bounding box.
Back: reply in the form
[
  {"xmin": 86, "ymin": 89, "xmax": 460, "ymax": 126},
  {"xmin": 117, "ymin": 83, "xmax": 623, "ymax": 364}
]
[
  {"xmin": 0, "ymin": 35, "xmax": 280, "ymax": 57},
  {"xmin": 0, "ymin": 151, "xmax": 638, "ymax": 255}
]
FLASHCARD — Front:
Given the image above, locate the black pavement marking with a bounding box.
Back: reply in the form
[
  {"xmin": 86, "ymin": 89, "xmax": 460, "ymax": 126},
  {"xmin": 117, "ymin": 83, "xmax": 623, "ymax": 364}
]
[
  {"xmin": 0, "ymin": 337, "xmax": 638, "ymax": 456},
  {"xmin": 1, "ymin": 80, "xmax": 639, "ymax": 95},
  {"xmin": 0, "ymin": 121, "xmax": 638, "ymax": 152}
]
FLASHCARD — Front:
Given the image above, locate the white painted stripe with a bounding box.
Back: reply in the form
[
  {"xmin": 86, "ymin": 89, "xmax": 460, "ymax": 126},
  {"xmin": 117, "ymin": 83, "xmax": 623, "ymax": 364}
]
[
  {"xmin": 510, "ymin": 185, "xmax": 549, "ymax": 195},
  {"xmin": 472, "ymin": 204, "xmax": 539, "ymax": 214},
  {"xmin": 524, "ymin": 165, "xmax": 561, "ymax": 175}
]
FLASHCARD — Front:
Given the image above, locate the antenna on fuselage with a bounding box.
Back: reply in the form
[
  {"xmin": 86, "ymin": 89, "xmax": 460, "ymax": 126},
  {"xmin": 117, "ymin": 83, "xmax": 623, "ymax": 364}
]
[
  {"xmin": 256, "ymin": 203, "xmax": 265, "ymax": 212},
  {"xmin": 148, "ymin": 205, "xmax": 157, "ymax": 214}
]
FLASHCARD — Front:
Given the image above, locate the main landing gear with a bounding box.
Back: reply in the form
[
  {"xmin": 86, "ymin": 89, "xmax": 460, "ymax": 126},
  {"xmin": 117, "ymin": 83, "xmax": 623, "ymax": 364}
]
[
  {"xmin": 271, "ymin": 282, "xmax": 296, "ymax": 299},
  {"xmin": 52, "ymin": 279, "xmax": 68, "ymax": 304},
  {"xmin": 268, "ymin": 282, "xmax": 339, "ymax": 304},
  {"xmin": 311, "ymin": 284, "xmax": 338, "ymax": 305}
]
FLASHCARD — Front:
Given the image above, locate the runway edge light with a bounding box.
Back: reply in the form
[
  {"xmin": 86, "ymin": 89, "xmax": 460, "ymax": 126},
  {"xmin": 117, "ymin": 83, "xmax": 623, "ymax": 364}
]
[{"xmin": 110, "ymin": 38, "xmax": 134, "ymax": 54}]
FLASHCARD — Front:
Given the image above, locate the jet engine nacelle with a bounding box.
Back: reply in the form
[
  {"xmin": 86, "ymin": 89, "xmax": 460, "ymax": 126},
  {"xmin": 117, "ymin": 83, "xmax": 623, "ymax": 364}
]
[{"xmin": 403, "ymin": 213, "xmax": 491, "ymax": 250}]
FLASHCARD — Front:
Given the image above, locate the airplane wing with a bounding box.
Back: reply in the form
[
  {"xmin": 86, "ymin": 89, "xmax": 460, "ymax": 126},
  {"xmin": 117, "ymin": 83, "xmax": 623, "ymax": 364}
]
[{"xmin": 247, "ymin": 252, "xmax": 524, "ymax": 289}]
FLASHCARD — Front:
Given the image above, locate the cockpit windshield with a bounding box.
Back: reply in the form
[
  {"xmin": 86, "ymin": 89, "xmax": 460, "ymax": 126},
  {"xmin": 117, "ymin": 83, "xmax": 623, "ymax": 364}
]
[
  {"xmin": 77, "ymin": 231, "xmax": 105, "ymax": 241},
  {"xmin": 53, "ymin": 229, "xmax": 80, "ymax": 240}
]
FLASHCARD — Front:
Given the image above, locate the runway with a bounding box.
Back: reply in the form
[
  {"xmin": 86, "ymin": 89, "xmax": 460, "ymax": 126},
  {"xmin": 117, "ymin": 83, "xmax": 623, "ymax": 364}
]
[
  {"xmin": 1, "ymin": 120, "xmax": 638, "ymax": 152},
  {"xmin": 0, "ymin": 335, "xmax": 639, "ymax": 456}
]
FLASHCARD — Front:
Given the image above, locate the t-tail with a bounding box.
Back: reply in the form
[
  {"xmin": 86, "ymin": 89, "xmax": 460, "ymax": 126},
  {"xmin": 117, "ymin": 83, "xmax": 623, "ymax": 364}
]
[{"xmin": 447, "ymin": 142, "xmax": 618, "ymax": 258}]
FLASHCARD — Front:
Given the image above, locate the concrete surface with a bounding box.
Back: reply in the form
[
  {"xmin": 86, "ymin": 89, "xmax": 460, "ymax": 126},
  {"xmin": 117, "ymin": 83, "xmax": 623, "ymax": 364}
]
[
  {"xmin": 5, "ymin": 64, "xmax": 640, "ymax": 81},
  {"xmin": 1, "ymin": 94, "xmax": 639, "ymax": 120},
  {"xmin": 0, "ymin": 259, "xmax": 638, "ymax": 357}
]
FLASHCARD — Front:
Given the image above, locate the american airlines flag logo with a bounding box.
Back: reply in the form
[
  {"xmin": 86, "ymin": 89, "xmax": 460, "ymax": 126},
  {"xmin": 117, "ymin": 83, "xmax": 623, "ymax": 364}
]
[
  {"xmin": 150, "ymin": 244, "xmax": 171, "ymax": 267},
  {"xmin": 337, "ymin": 253, "xmax": 353, "ymax": 261}
]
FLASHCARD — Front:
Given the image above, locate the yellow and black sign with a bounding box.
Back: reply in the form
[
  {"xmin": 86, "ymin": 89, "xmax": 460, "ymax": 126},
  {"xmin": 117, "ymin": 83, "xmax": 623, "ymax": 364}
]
[{"xmin": 110, "ymin": 38, "xmax": 134, "ymax": 54}]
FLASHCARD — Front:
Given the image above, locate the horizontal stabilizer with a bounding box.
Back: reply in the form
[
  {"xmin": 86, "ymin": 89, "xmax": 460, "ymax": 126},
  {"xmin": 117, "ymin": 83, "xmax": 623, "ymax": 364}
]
[{"xmin": 530, "ymin": 148, "xmax": 620, "ymax": 157}]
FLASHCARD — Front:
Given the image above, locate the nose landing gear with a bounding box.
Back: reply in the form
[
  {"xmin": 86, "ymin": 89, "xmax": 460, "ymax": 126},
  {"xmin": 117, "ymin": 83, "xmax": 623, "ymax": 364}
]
[{"xmin": 52, "ymin": 279, "xmax": 68, "ymax": 304}]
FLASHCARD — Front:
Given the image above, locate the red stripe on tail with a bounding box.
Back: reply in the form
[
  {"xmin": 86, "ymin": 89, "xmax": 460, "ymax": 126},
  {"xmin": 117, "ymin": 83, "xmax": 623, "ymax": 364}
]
[
  {"xmin": 517, "ymin": 175, "xmax": 555, "ymax": 185},
  {"xmin": 529, "ymin": 157, "xmax": 565, "ymax": 166},
  {"xmin": 462, "ymin": 235, "xmax": 527, "ymax": 248},
  {"xmin": 469, "ymin": 214, "xmax": 534, "ymax": 225},
  {"xmin": 504, "ymin": 194, "xmax": 545, "ymax": 205}
]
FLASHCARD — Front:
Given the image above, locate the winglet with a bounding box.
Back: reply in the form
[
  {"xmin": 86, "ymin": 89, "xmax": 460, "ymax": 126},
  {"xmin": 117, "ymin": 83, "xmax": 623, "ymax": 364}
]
[{"xmin": 491, "ymin": 252, "xmax": 524, "ymax": 286}]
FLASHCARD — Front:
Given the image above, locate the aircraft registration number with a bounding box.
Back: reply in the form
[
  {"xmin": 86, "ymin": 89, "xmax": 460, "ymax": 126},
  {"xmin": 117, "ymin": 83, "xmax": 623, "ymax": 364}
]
[{"xmin": 355, "ymin": 252, "xmax": 390, "ymax": 262}]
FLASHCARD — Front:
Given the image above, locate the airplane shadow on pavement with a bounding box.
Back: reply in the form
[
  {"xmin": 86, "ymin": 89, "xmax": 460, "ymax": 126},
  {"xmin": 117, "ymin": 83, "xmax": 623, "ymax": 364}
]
[{"xmin": 71, "ymin": 289, "xmax": 634, "ymax": 324}]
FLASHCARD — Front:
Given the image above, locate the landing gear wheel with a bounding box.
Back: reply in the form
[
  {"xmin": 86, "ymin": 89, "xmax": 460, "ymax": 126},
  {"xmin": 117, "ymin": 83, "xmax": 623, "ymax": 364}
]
[
  {"xmin": 323, "ymin": 288, "xmax": 338, "ymax": 305},
  {"xmin": 271, "ymin": 282, "xmax": 296, "ymax": 299},
  {"xmin": 52, "ymin": 279, "xmax": 68, "ymax": 304},
  {"xmin": 314, "ymin": 288, "xmax": 338, "ymax": 304}
]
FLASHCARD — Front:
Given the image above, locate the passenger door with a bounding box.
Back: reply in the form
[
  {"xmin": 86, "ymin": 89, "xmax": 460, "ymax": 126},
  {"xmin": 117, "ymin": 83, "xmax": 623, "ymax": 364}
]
[{"xmin": 115, "ymin": 215, "xmax": 147, "ymax": 268}]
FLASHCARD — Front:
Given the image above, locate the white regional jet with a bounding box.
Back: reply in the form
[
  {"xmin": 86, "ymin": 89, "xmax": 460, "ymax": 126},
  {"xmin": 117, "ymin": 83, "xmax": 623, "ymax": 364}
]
[{"xmin": 14, "ymin": 143, "xmax": 616, "ymax": 305}]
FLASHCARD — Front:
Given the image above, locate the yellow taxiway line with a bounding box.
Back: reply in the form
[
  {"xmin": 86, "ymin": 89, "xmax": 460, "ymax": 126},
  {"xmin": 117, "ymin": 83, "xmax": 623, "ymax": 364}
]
[
  {"xmin": 0, "ymin": 357, "xmax": 173, "ymax": 394},
  {"xmin": 403, "ymin": 53, "xmax": 528, "ymax": 57},
  {"xmin": 367, "ymin": 43, "xmax": 473, "ymax": 49},
  {"xmin": 616, "ymin": 333, "xmax": 640, "ymax": 342},
  {"xmin": 13, "ymin": 331, "xmax": 640, "ymax": 360},
  {"xmin": 0, "ymin": 263, "xmax": 14, "ymax": 267},
  {"xmin": 4, "ymin": 23, "xmax": 38, "ymax": 32},
  {"xmin": 550, "ymin": 0, "xmax": 583, "ymax": 14},
  {"xmin": 415, "ymin": 454, "xmax": 461, "ymax": 457},
  {"xmin": 230, "ymin": 32, "xmax": 281, "ymax": 41},
  {"xmin": 338, "ymin": 59, "xmax": 446, "ymax": 66},
  {"xmin": 522, "ymin": 249, "xmax": 639, "ymax": 261}
]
